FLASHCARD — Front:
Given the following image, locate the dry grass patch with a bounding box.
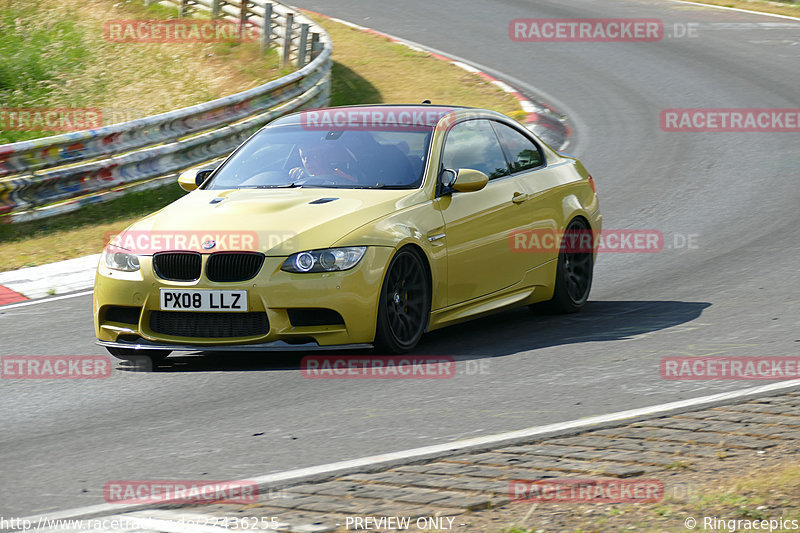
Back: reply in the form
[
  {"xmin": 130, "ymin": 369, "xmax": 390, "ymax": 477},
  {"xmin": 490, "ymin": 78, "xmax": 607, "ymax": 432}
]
[
  {"xmin": 0, "ymin": 0, "xmax": 283, "ymax": 143},
  {"xmin": 454, "ymin": 451, "xmax": 800, "ymax": 532}
]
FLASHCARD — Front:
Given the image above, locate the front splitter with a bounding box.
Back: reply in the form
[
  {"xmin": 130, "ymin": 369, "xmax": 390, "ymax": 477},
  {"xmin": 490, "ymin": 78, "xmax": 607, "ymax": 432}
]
[{"xmin": 97, "ymin": 339, "xmax": 374, "ymax": 352}]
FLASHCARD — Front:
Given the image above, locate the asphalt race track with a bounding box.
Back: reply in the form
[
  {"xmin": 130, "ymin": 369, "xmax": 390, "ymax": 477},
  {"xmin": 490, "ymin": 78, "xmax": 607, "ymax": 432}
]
[{"xmin": 1, "ymin": 0, "xmax": 798, "ymax": 517}]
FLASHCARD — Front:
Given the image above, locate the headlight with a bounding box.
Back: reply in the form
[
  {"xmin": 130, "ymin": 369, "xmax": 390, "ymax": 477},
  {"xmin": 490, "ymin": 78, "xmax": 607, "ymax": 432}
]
[
  {"xmin": 101, "ymin": 244, "xmax": 140, "ymax": 272},
  {"xmin": 281, "ymin": 246, "xmax": 367, "ymax": 273}
]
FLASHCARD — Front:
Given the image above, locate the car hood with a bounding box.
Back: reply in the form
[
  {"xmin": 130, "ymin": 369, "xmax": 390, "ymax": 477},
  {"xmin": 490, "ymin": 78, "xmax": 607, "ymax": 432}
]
[{"xmin": 120, "ymin": 187, "xmax": 421, "ymax": 255}]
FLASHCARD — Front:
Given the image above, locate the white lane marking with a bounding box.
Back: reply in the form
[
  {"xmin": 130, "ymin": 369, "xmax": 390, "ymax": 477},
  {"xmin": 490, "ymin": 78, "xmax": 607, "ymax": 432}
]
[
  {"xmin": 327, "ymin": 17, "xmax": 368, "ymax": 30},
  {"xmin": 491, "ymin": 80, "xmax": 516, "ymax": 93},
  {"xmin": 0, "ymin": 290, "xmax": 93, "ymax": 311},
  {"xmin": 673, "ymin": 0, "xmax": 800, "ymax": 21},
  {"xmin": 452, "ymin": 61, "xmax": 480, "ymax": 73},
  {"xmin": 400, "ymin": 42, "xmax": 426, "ymax": 52},
  {"xmin": 15, "ymin": 378, "xmax": 800, "ymax": 528},
  {"xmin": 0, "ymin": 254, "xmax": 99, "ymax": 299},
  {"xmin": 696, "ymin": 22, "xmax": 800, "ymax": 29}
]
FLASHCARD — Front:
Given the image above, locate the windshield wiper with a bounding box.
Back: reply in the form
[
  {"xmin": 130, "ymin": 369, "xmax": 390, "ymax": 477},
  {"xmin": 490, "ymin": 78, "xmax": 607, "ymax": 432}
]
[
  {"xmin": 302, "ymin": 183, "xmax": 411, "ymax": 189},
  {"xmin": 360, "ymin": 183, "xmax": 412, "ymax": 189},
  {"xmin": 253, "ymin": 181, "xmax": 302, "ymax": 189}
]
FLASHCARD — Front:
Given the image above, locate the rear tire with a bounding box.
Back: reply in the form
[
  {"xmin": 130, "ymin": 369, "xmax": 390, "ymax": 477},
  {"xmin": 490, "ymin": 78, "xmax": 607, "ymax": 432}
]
[
  {"xmin": 536, "ymin": 218, "xmax": 594, "ymax": 314},
  {"xmin": 106, "ymin": 347, "xmax": 171, "ymax": 363},
  {"xmin": 374, "ymin": 248, "xmax": 430, "ymax": 354}
]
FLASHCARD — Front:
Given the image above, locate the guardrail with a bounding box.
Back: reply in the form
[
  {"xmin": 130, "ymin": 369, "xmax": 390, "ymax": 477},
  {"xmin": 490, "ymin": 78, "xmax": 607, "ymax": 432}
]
[{"xmin": 0, "ymin": 0, "xmax": 331, "ymax": 223}]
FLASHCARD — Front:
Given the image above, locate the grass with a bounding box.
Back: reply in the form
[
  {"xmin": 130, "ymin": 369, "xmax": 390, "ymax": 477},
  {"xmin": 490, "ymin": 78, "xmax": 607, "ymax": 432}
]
[
  {"xmin": 483, "ymin": 461, "xmax": 800, "ymax": 532},
  {"xmin": 0, "ymin": 0, "xmax": 283, "ymax": 144},
  {"xmin": 690, "ymin": 464, "xmax": 800, "ymax": 519},
  {"xmin": 0, "ymin": 184, "xmax": 186, "ymax": 271},
  {"xmin": 0, "ymin": 5, "xmax": 524, "ymax": 272},
  {"xmin": 0, "ymin": 2, "xmax": 90, "ymax": 143},
  {"xmin": 681, "ymin": 0, "xmax": 800, "ymax": 17}
]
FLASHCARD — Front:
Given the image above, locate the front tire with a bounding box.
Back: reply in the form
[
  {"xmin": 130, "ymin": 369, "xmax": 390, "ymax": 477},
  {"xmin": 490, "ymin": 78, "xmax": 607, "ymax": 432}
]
[
  {"xmin": 374, "ymin": 248, "xmax": 430, "ymax": 354},
  {"xmin": 539, "ymin": 218, "xmax": 594, "ymax": 314}
]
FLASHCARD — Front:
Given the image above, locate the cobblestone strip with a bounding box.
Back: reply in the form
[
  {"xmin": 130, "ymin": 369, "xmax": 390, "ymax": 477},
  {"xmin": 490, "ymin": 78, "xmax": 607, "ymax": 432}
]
[{"xmin": 35, "ymin": 392, "xmax": 800, "ymax": 532}]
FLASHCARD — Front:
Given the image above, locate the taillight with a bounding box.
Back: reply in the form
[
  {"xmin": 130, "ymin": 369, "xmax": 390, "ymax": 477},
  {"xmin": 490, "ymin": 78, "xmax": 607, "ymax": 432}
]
[{"xmin": 587, "ymin": 174, "xmax": 597, "ymax": 193}]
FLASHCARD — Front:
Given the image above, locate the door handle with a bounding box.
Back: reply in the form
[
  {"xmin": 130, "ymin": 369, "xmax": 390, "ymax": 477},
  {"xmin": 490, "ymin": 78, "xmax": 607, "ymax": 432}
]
[{"xmin": 512, "ymin": 192, "xmax": 529, "ymax": 204}]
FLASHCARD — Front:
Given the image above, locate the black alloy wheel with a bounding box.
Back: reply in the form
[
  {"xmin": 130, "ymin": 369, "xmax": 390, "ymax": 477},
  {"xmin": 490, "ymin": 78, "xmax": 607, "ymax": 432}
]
[{"xmin": 374, "ymin": 248, "xmax": 430, "ymax": 353}]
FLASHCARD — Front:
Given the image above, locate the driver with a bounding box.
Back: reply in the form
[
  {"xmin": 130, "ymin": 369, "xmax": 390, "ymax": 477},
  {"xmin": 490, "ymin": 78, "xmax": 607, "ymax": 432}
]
[{"xmin": 289, "ymin": 142, "xmax": 359, "ymax": 183}]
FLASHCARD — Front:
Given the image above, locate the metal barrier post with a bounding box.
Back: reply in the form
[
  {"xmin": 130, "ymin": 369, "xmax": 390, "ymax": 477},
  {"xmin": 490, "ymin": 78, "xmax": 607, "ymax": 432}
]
[
  {"xmin": 239, "ymin": 0, "xmax": 251, "ymax": 40},
  {"xmin": 297, "ymin": 23, "xmax": 309, "ymax": 66},
  {"xmin": 310, "ymin": 32, "xmax": 321, "ymax": 60},
  {"xmin": 261, "ymin": 2, "xmax": 273, "ymax": 53},
  {"xmin": 282, "ymin": 13, "xmax": 294, "ymax": 67},
  {"xmin": 179, "ymin": 0, "xmax": 196, "ymax": 18}
]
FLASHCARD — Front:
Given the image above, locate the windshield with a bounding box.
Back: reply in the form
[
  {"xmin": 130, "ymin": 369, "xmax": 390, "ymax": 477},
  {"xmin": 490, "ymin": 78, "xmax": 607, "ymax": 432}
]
[{"xmin": 206, "ymin": 124, "xmax": 433, "ymax": 190}]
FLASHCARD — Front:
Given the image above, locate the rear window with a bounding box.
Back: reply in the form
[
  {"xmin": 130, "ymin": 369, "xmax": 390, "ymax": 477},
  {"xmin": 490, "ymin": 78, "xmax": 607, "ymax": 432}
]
[{"xmin": 491, "ymin": 121, "xmax": 544, "ymax": 173}]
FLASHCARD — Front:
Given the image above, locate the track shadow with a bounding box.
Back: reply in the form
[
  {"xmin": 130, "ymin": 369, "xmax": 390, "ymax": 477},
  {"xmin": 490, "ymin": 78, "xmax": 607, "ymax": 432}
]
[
  {"xmin": 420, "ymin": 299, "xmax": 712, "ymax": 356},
  {"xmin": 115, "ymin": 300, "xmax": 709, "ymax": 373},
  {"xmin": 328, "ymin": 61, "xmax": 382, "ymax": 106}
]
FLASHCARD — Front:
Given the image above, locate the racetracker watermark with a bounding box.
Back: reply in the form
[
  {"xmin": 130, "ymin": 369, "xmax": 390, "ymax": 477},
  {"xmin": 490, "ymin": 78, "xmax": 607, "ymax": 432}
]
[
  {"xmin": 301, "ymin": 356, "xmax": 456, "ymax": 379},
  {"xmin": 0, "ymin": 108, "xmax": 102, "ymax": 132},
  {"xmin": 1, "ymin": 356, "xmax": 111, "ymax": 379},
  {"xmin": 103, "ymin": 19, "xmax": 260, "ymax": 43},
  {"xmin": 510, "ymin": 18, "xmax": 663, "ymax": 42},
  {"xmin": 510, "ymin": 229, "xmax": 664, "ymax": 253},
  {"xmin": 300, "ymin": 106, "xmax": 455, "ymax": 131},
  {"xmin": 510, "ymin": 478, "xmax": 664, "ymax": 503},
  {"xmin": 104, "ymin": 230, "xmax": 279, "ymax": 254},
  {"xmin": 661, "ymin": 357, "xmax": 800, "ymax": 380},
  {"xmin": 104, "ymin": 480, "xmax": 258, "ymax": 504},
  {"xmin": 661, "ymin": 108, "xmax": 800, "ymax": 132}
]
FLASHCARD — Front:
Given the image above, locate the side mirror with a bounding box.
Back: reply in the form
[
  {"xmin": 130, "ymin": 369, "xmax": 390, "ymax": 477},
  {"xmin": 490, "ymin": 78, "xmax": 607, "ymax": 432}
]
[
  {"xmin": 440, "ymin": 169, "xmax": 457, "ymax": 188},
  {"xmin": 178, "ymin": 167, "xmax": 215, "ymax": 192},
  {"xmin": 448, "ymin": 168, "xmax": 489, "ymax": 193}
]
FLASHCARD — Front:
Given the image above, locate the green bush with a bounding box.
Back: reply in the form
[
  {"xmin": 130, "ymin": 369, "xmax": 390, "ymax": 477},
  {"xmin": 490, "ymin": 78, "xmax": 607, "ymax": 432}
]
[{"xmin": 0, "ymin": 2, "xmax": 88, "ymax": 143}]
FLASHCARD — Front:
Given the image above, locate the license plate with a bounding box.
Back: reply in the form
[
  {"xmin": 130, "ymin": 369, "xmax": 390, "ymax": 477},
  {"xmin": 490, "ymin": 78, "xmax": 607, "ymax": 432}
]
[{"xmin": 159, "ymin": 289, "xmax": 248, "ymax": 312}]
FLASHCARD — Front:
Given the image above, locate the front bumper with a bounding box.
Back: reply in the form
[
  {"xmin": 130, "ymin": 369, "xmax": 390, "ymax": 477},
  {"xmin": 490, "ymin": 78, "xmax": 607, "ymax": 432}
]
[{"xmin": 93, "ymin": 247, "xmax": 393, "ymax": 348}]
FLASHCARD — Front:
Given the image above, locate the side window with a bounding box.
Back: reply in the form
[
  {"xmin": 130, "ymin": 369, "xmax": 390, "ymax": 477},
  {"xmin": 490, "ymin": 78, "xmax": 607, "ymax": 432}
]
[
  {"xmin": 492, "ymin": 122, "xmax": 544, "ymax": 173},
  {"xmin": 441, "ymin": 120, "xmax": 509, "ymax": 180}
]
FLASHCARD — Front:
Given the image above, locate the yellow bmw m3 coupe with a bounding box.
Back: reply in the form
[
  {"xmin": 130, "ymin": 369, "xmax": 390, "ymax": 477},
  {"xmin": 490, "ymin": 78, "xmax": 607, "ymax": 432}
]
[{"xmin": 93, "ymin": 104, "xmax": 601, "ymax": 360}]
